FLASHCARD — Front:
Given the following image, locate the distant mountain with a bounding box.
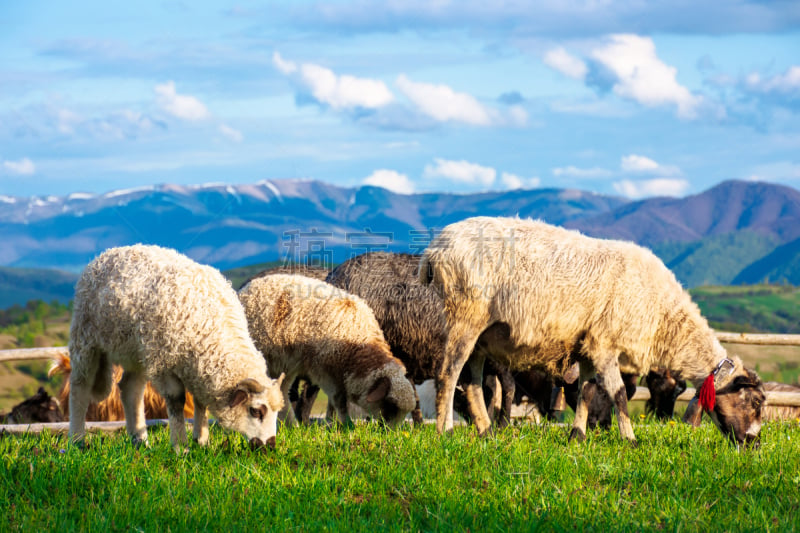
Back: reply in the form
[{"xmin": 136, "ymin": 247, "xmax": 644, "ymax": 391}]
[
  {"xmin": 1, "ymin": 178, "xmax": 799, "ymax": 306},
  {"xmin": 567, "ymin": 180, "xmax": 800, "ymax": 286},
  {"xmin": 567, "ymin": 180, "xmax": 800, "ymax": 247},
  {"xmin": 0, "ymin": 180, "xmax": 626, "ymax": 272},
  {"xmin": 0, "ymin": 266, "xmax": 78, "ymax": 308},
  {"xmin": 733, "ymin": 236, "xmax": 800, "ymax": 285}
]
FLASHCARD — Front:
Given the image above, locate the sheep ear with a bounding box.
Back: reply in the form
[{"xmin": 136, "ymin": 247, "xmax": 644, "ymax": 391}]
[
  {"xmin": 366, "ymin": 376, "xmax": 391, "ymax": 403},
  {"xmin": 229, "ymin": 378, "xmax": 266, "ymax": 407},
  {"xmin": 682, "ymin": 397, "xmax": 703, "ymax": 427},
  {"xmin": 275, "ymin": 372, "xmax": 286, "ymax": 388},
  {"xmin": 229, "ymin": 389, "xmax": 248, "ymax": 408}
]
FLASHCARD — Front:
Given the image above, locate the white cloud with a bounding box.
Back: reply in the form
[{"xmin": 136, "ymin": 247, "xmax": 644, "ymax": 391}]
[
  {"xmin": 154, "ymin": 81, "xmax": 210, "ymax": 121},
  {"xmin": 273, "ymin": 52, "xmax": 394, "ymax": 110},
  {"xmin": 272, "ymin": 51, "xmax": 297, "ymax": 75},
  {"xmin": 3, "ymin": 157, "xmax": 36, "ymax": 175},
  {"xmin": 219, "ymin": 124, "xmax": 244, "ymax": 142},
  {"xmin": 543, "ymin": 47, "xmax": 587, "ymax": 80},
  {"xmin": 745, "ymin": 66, "xmax": 800, "ymax": 94},
  {"xmin": 423, "ymin": 158, "xmax": 496, "ymax": 186},
  {"xmin": 396, "ymin": 75, "xmax": 493, "ymax": 126},
  {"xmin": 501, "ymin": 172, "xmax": 540, "ymax": 190},
  {"xmin": 620, "ymin": 154, "xmax": 681, "ymax": 176},
  {"xmin": 363, "ymin": 169, "xmax": 415, "ymax": 194},
  {"xmin": 552, "ymin": 165, "xmax": 612, "ymax": 178},
  {"xmin": 613, "ymin": 178, "xmax": 690, "ymax": 199},
  {"xmin": 591, "ymin": 34, "xmax": 701, "ymax": 118}
]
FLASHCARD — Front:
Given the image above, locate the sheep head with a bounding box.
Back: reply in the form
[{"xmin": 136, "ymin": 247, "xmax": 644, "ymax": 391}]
[
  {"xmin": 217, "ymin": 374, "xmax": 285, "ymax": 450},
  {"xmin": 684, "ymin": 367, "xmax": 764, "ymax": 448}
]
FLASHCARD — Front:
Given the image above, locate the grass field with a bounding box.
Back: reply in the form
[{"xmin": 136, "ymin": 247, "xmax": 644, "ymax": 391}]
[
  {"xmin": 691, "ymin": 284, "xmax": 800, "ymax": 334},
  {"xmin": 1, "ymin": 419, "xmax": 799, "ymax": 531}
]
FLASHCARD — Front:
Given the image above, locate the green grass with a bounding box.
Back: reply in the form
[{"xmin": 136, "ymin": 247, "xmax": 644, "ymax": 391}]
[
  {"xmin": 2, "ymin": 420, "xmax": 799, "ymax": 531},
  {"xmin": 690, "ymin": 284, "xmax": 800, "ymax": 333}
]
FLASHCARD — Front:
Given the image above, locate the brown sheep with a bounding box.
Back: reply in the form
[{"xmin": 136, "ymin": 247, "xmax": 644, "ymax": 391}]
[{"xmin": 239, "ymin": 274, "xmax": 416, "ymax": 427}]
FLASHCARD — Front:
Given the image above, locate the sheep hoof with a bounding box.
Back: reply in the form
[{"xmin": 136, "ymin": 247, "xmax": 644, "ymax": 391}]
[
  {"xmin": 131, "ymin": 436, "xmax": 149, "ymax": 449},
  {"xmin": 568, "ymin": 428, "xmax": 586, "ymax": 442}
]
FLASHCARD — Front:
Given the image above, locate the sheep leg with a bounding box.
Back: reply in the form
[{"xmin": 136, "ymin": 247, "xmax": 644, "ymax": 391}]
[
  {"xmin": 331, "ymin": 389, "xmax": 353, "ymax": 427},
  {"xmin": 437, "ymin": 325, "xmax": 483, "ymax": 434},
  {"xmin": 279, "ymin": 374, "xmax": 298, "ymax": 427},
  {"xmin": 192, "ymin": 400, "xmax": 209, "ymax": 446},
  {"xmin": 411, "ymin": 385, "xmax": 424, "ymax": 427},
  {"xmin": 463, "ymin": 352, "xmax": 492, "ymax": 436},
  {"xmin": 67, "ymin": 371, "xmax": 93, "ymax": 446},
  {"xmin": 496, "ymin": 366, "xmax": 515, "ymax": 430},
  {"xmin": 595, "ymin": 360, "xmax": 637, "ymax": 444},
  {"xmin": 569, "ymin": 361, "xmax": 596, "ymax": 442},
  {"xmin": 154, "ymin": 374, "xmax": 188, "ymax": 451},
  {"xmin": 118, "ymin": 369, "xmax": 149, "ymax": 447}
]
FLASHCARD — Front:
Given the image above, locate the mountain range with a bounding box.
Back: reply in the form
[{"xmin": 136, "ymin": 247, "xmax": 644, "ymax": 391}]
[{"xmin": 1, "ymin": 178, "xmax": 799, "ymax": 306}]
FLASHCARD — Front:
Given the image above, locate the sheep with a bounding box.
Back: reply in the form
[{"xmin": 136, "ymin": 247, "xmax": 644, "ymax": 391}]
[
  {"xmin": 49, "ymin": 351, "xmax": 195, "ymax": 421},
  {"xmin": 238, "ymin": 263, "xmax": 330, "ymax": 424},
  {"xmin": 762, "ymin": 381, "xmax": 800, "ymax": 421},
  {"xmin": 238, "ymin": 274, "xmax": 416, "ymax": 427},
  {"xmin": 420, "ymin": 216, "xmax": 765, "ymax": 446},
  {"xmin": 68, "ymin": 244, "xmax": 284, "ymax": 451},
  {"xmin": 645, "ymin": 368, "xmax": 687, "ymax": 420},
  {"xmin": 3, "ymin": 387, "xmax": 64, "ymax": 424},
  {"xmin": 511, "ymin": 365, "xmax": 639, "ymax": 427},
  {"xmin": 325, "ymin": 252, "xmax": 515, "ymax": 428}
]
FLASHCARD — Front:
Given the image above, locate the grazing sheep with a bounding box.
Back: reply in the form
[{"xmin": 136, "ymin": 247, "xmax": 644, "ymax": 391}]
[
  {"xmin": 645, "ymin": 368, "xmax": 687, "ymax": 420},
  {"xmin": 420, "ymin": 216, "xmax": 764, "ymax": 446},
  {"xmin": 68, "ymin": 245, "xmax": 284, "ymax": 451},
  {"xmin": 326, "ymin": 252, "xmax": 515, "ymax": 428},
  {"xmin": 763, "ymin": 381, "xmax": 800, "ymax": 421},
  {"xmin": 239, "ymin": 263, "xmax": 330, "ymax": 424},
  {"xmin": 238, "ymin": 263, "xmax": 330, "ymax": 290},
  {"xmin": 49, "ymin": 351, "xmax": 195, "ymax": 421},
  {"xmin": 3, "ymin": 387, "xmax": 64, "ymax": 424},
  {"xmin": 238, "ymin": 274, "xmax": 416, "ymax": 427},
  {"xmin": 512, "ymin": 366, "xmax": 638, "ymax": 427}
]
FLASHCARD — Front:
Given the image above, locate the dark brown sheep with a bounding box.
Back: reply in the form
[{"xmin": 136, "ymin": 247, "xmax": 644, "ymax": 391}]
[
  {"xmin": 4, "ymin": 387, "xmax": 65, "ymax": 424},
  {"xmin": 326, "ymin": 252, "xmax": 516, "ymax": 428}
]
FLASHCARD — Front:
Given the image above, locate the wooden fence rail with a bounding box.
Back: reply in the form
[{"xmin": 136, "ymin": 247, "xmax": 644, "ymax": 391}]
[{"xmin": 2, "ymin": 332, "xmax": 800, "ymax": 416}]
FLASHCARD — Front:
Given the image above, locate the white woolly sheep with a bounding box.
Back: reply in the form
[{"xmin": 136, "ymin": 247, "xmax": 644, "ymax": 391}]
[
  {"xmin": 238, "ymin": 274, "xmax": 416, "ymax": 427},
  {"xmin": 420, "ymin": 216, "xmax": 765, "ymax": 446},
  {"xmin": 68, "ymin": 244, "xmax": 285, "ymax": 451}
]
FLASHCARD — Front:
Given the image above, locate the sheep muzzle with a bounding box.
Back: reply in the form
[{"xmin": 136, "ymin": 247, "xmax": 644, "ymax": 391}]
[{"xmin": 249, "ymin": 436, "xmax": 276, "ymax": 451}]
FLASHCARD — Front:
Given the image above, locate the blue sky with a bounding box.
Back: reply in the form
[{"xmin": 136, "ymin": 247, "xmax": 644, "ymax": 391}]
[{"xmin": 1, "ymin": 1, "xmax": 798, "ymax": 199}]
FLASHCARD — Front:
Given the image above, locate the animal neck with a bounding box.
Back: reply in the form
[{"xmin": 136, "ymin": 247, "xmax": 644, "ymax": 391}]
[{"xmin": 655, "ymin": 305, "xmax": 729, "ymax": 385}]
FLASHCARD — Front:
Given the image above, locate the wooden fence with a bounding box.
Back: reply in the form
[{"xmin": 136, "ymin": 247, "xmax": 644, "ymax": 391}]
[{"xmin": 2, "ymin": 332, "xmax": 800, "ymax": 433}]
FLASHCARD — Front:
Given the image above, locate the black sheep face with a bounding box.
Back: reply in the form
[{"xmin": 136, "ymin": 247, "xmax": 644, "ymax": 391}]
[{"xmin": 8, "ymin": 387, "xmax": 65, "ymax": 424}]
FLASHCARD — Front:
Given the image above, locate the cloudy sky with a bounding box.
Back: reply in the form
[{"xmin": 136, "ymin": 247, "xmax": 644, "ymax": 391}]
[{"xmin": 1, "ymin": 1, "xmax": 799, "ymax": 199}]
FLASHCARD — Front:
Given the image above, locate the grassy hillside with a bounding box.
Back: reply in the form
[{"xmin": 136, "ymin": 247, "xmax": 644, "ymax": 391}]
[
  {"xmin": 0, "ymin": 266, "xmax": 78, "ymax": 308},
  {"xmin": 690, "ymin": 284, "xmax": 800, "ymax": 334},
  {"xmin": 652, "ymin": 231, "xmax": 780, "ymax": 288},
  {"xmin": 1, "ymin": 421, "xmax": 798, "ymax": 531}
]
